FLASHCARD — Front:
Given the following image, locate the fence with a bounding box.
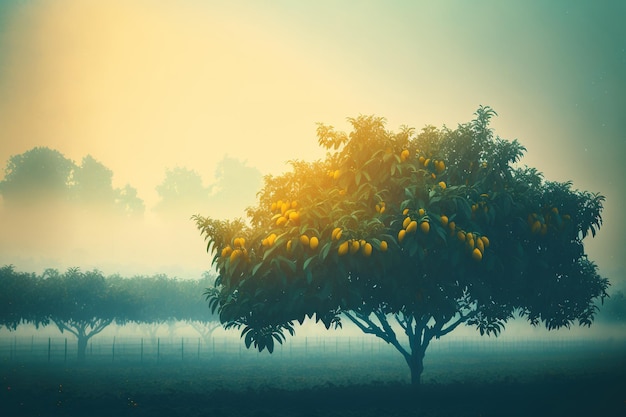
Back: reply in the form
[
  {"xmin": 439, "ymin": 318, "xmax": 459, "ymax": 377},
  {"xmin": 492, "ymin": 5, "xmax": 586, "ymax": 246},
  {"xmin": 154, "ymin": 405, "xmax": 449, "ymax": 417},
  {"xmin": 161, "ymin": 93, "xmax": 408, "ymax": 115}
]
[{"xmin": 1, "ymin": 333, "xmax": 620, "ymax": 364}]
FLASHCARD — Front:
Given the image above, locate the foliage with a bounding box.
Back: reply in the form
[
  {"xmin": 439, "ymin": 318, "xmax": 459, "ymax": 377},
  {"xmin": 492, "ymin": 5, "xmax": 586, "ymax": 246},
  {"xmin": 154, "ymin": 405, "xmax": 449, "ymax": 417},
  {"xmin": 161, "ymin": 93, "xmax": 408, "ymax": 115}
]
[
  {"xmin": 194, "ymin": 107, "xmax": 609, "ymax": 382},
  {"xmin": 0, "ymin": 265, "xmax": 48, "ymax": 330},
  {"xmin": 119, "ymin": 272, "xmax": 216, "ymax": 324},
  {"xmin": 0, "ymin": 147, "xmax": 75, "ymax": 203},
  {"xmin": 71, "ymin": 155, "xmax": 116, "ymax": 206},
  {"xmin": 0, "ymin": 266, "xmax": 218, "ymax": 358},
  {"xmin": 114, "ymin": 184, "xmax": 145, "ymax": 217}
]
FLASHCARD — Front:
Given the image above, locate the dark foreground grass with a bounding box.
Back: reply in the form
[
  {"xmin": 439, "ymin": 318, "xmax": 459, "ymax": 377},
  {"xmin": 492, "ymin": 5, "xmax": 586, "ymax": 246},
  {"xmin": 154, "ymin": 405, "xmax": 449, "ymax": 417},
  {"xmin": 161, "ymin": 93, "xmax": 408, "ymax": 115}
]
[{"xmin": 1, "ymin": 344, "xmax": 625, "ymax": 417}]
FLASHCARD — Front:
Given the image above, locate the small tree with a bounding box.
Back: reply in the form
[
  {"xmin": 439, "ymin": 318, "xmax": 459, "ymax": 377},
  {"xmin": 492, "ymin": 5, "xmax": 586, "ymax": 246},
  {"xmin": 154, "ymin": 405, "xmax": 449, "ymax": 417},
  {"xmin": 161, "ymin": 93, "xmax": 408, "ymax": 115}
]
[
  {"xmin": 42, "ymin": 268, "xmax": 137, "ymax": 360},
  {"xmin": 194, "ymin": 107, "xmax": 609, "ymax": 385},
  {"xmin": 122, "ymin": 273, "xmax": 218, "ymax": 341}
]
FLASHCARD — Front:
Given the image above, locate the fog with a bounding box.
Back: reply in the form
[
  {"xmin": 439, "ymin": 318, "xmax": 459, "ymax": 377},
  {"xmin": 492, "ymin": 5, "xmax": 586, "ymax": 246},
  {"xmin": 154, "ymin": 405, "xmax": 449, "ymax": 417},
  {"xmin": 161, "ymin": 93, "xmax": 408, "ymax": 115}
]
[
  {"xmin": 0, "ymin": 2, "xmax": 624, "ymax": 305},
  {"xmin": 0, "ymin": 153, "xmax": 262, "ymax": 277},
  {"xmin": 2, "ymin": 4, "xmax": 626, "ymax": 415}
]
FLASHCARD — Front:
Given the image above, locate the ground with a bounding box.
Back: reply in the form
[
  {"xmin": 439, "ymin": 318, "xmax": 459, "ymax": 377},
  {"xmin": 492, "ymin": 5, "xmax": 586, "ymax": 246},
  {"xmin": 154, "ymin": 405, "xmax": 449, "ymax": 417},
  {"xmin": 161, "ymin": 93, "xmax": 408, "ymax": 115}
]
[{"xmin": 1, "ymin": 338, "xmax": 625, "ymax": 417}]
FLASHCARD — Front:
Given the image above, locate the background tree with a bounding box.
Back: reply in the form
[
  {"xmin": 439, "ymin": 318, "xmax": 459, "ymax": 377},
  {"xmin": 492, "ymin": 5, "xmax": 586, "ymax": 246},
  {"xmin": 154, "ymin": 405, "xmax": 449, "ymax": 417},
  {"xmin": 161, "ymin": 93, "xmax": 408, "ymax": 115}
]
[
  {"xmin": 0, "ymin": 147, "xmax": 75, "ymax": 206},
  {"xmin": 155, "ymin": 167, "xmax": 210, "ymax": 217},
  {"xmin": 0, "ymin": 147, "xmax": 144, "ymax": 216},
  {"xmin": 71, "ymin": 155, "xmax": 117, "ymax": 208},
  {"xmin": 0, "ymin": 266, "xmax": 217, "ymax": 357},
  {"xmin": 114, "ymin": 184, "xmax": 145, "ymax": 217},
  {"xmin": 194, "ymin": 107, "xmax": 609, "ymax": 385},
  {"xmin": 205, "ymin": 156, "xmax": 263, "ymax": 218},
  {"xmin": 123, "ymin": 272, "xmax": 217, "ymax": 341},
  {"xmin": 183, "ymin": 272, "xmax": 221, "ymax": 342},
  {"xmin": 41, "ymin": 268, "xmax": 138, "ymax": 360},
  {"xmin": 597, "ymin": 280, "xmax": 626, "ymax": 322},
  {"xmin": 0, "ymin": 265, "xmax": 48, "ymax": 330}
]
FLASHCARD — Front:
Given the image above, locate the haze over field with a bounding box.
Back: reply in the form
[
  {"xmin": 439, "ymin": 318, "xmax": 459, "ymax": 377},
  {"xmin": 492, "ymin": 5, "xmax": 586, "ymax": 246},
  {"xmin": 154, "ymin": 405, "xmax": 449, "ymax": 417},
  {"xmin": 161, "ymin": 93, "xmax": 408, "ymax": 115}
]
[{"xmin": 0, "ymin": 0, "xmax": 624, "ymax": 284}]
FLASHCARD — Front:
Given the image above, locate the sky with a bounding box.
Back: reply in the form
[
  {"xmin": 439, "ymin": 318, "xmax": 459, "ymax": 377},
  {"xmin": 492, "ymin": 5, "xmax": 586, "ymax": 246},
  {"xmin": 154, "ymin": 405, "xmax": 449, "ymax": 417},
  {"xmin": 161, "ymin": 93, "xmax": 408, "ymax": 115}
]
[{"xmin": 0, "ymin": 0, "xmax": 625, "ymax": 282}]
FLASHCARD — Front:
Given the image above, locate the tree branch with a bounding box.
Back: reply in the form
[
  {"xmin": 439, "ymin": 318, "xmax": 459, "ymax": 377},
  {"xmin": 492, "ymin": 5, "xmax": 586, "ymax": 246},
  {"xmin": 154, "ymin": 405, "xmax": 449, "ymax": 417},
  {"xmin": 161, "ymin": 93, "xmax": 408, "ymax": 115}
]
[
  {"xmin": 53, "ymin": 318, "xmax": 113, "ymax": 340},
  {"xmin": 437, "ymin": 310, "xmax": 477, "ymax": 339},
  {"xmin": 344, "ymin": 310, "xmax": 410, "ymax": 358},
  {"xmin": 373, "ymin": 310, "xmax": 400, "ymax": 344},
  {"xmin": 407, "ymin": 315, "xmax": 430, "ymax": 350},
  {"xmin": 343, "ymin": 311, "xmax": 379, "ymax": 336},
  {"xmin": 86, "ymin": 318, "xmax": 113, "ymax": 338},
  {"xmin": 52, "ymin": 319, "xmax": 79, "ymax": 338},
  {"xmin": 393, "ymin": 313, "xmax": 409, "ymax": 331}
]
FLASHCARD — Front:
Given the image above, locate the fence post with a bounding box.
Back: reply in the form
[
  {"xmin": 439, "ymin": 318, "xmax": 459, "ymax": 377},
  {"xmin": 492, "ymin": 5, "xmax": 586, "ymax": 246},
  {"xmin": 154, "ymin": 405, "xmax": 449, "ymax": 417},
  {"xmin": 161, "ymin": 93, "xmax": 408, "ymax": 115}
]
[
  {"xmin": 181, "ymin": 337, "xmax": 184, "ymax": 361},
  {"xmin": 112, "ymin": 336, "xmax": 116, "ymax": 362},
  {"xmin": 141, "ymin": 338, "xmax": 144, "ymax": 363},
  {"xmin": 64, "ymin": 338, "xmax": 67, "ymax": 363},
  {"xmin": 157, "ymin": 338, "xmax": 160, "ymax": 362},
  {"xmin": 197, "ymin": 338, "xmax": 200, "ymax": 360},
  {"xmin": 48, "ymin": 337, "xmax": 51, "ymax": 362}
]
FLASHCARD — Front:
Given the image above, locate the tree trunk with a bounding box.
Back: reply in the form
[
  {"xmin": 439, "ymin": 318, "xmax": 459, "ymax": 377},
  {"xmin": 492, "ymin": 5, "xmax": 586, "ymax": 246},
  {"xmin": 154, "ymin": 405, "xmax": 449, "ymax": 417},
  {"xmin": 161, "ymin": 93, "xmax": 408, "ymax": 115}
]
[
  {"xmin": 405, "ymin": 348, "xmax": 426, "ymax": 385},
  {"xmin": 77, "ymin": 336, "xmax": 88, "ymax": 361}
]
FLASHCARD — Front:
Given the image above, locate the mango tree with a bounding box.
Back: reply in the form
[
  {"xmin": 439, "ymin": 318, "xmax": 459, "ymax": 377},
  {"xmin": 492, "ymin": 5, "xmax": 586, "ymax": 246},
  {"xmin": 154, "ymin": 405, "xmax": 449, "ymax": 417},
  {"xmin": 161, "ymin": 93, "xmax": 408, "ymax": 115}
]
[
  {"xmin": 42, "ymin": 268, "xmax": 137, "ymax": 360},
  {"xmin": 193, "ymin": 106, "xmax": 608, "ymax": 384}
]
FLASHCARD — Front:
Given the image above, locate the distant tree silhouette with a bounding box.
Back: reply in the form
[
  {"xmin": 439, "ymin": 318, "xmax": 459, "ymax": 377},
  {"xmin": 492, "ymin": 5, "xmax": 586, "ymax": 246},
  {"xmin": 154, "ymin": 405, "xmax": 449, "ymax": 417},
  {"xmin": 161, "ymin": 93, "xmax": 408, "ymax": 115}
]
[
  {"xmin": 0, "ymin": 147, "xmax": 144, "ymax": 216},
  {"xmin": 0, "ymin": 147, "xmax": 75, "ymax": 205},
  {"xmin": 155, "ymin": 166, "xmax": 210, "ymax": 218},
  {"xmin": 72, "ymin": 155, "xmax": 116, "ymax": 207}
]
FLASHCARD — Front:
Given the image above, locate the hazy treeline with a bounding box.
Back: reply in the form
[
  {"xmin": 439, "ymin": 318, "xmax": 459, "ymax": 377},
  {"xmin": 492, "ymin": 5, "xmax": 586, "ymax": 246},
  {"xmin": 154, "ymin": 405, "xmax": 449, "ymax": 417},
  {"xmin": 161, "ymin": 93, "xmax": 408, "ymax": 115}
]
[
  {"xmin": 0, "ymin": 146, "xmax": 262, "ymax": 276},
  {"xmin": 599, "ymin": 282, "xmax": 626, "ymax": 322},
  {"xmin": 0, "ymin": 265, "xmax": 218, "ymax": 359},
  {"xmin": 0, "ymin": 146, "xmax": 261, "ymax": 216}
]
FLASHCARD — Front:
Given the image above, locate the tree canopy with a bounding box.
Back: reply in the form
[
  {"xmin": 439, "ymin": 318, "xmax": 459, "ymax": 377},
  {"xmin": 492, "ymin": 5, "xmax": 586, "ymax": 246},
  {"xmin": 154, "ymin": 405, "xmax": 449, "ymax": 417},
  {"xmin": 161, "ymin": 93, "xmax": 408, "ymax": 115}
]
[
  {"xmin": 194, "ymin": 107, "xmax": 609, "ymax": 384},
  {"xmin": 0, "ymin": 266, "xmax": 217, "ymax": 359},
  {"xmin": 0, "ymin": 147, "xmax": 74, "ymax": 203}
]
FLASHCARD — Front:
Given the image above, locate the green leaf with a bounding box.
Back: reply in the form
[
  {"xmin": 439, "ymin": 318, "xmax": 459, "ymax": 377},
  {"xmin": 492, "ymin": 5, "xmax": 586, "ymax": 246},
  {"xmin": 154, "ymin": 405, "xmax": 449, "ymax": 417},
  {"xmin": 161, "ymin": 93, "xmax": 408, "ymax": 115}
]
[
  {"xmin": 276, "ymin": 256, "xmax": 296, "ymax": 274},
  {"xmin": 320, "ymin": 241, "xmax": 332, "ymax": 261},
  {"xmin": 263, "ymin": 243, "xmax": 281, "ymax": 261},
  {"xmin": 434, "ymin": 224, "xmax": 448, "ymax": 243},
  {"xmin": 251, "ymin": 262, "xmax": 264, "ymax": 277},
  {"xmin": 303, "ymin": 255, "xmax": 318, "ymax": 271}
]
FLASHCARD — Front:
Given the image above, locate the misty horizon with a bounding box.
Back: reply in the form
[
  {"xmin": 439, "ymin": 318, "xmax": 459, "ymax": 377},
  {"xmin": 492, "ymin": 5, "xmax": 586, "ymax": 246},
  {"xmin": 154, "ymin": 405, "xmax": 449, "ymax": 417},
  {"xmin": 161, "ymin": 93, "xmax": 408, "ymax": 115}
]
[{"xmin": 0, "ymin": 145, "xmax": 263, "ymax": 277}]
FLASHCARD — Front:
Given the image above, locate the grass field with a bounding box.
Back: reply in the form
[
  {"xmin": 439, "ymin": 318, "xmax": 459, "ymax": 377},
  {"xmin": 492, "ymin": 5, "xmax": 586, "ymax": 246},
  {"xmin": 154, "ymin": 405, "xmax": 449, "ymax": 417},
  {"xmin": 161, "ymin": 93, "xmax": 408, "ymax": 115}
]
[{"xmin": 2, "ymin": 337, "xmax": 625, "ymax": 417}]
